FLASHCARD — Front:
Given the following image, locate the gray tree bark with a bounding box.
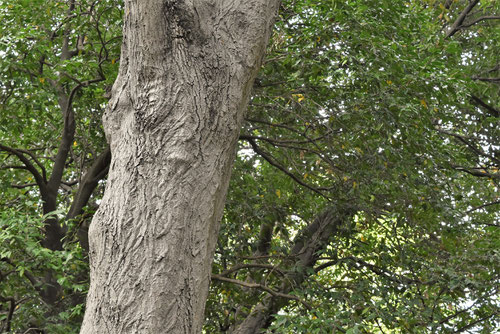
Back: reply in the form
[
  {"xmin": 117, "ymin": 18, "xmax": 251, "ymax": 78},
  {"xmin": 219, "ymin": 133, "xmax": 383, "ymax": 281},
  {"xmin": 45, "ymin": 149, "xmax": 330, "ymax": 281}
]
[{"xmin": 79, "ymin": 1, "xmax": 280, "ymax": 333}]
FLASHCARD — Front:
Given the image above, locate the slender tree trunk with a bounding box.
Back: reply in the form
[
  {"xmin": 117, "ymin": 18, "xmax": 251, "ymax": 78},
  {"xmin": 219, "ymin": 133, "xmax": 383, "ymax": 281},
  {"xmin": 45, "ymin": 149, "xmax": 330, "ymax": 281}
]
[{"xmin": 80, "ymin": 1, "xmax": 280, "ymax": 333}]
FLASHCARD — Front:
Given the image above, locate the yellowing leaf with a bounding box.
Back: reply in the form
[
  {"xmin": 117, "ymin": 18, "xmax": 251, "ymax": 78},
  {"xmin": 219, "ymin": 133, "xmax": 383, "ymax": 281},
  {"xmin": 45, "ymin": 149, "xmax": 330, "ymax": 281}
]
[
  {"xmin": 343, "ymin": 176, "xmax": 349, "ymax": 182},
  {"xmin": 303, "ymin": 173, "xmax": 308, "ymax": 179},
  {"xmin": 276, "ymin": 189, "xmax": 281, "ymax": 198},
  {"xmin": 386, "ymin": 80, "xmax": 393, "ymax": 85},
  {"xmin": 292, "ymin": 93, "xmax": 305, "ymax": 102},
  {"xmin": 111, "ymin": 58, "xmax": 116, "ymax": 64},
  {"xmin": 420, "ymin": 99, "xmax": 428, "ymax": 108},
  {"xmin": 39, "ymin": 77, "xmax": 45, "ymax": 84},
  {"xmin": 353, "ymin": 181, "xmax": 358, "ymax": 188},
  {"xmin": 73, "ymin": 141, "xmax": 77, "ymax": 147},
  {"xmin": 360, "ymin": 235, "xmax": 366, "ymax": 242}
]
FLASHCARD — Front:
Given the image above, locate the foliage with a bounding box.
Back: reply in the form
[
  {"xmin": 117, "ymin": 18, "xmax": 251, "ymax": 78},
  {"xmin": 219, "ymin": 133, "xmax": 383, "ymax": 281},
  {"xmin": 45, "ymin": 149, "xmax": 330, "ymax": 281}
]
[
  {"xmin": 0, "ymin": 0, "xmax": 498, "ymax": 333},
  {"xmin": 0, "ymin": 207, "xmax": 87, "ymax": 333},
  {"xmin": 1, "ymin": 0, "xmax": 120, "ymax": 332}
]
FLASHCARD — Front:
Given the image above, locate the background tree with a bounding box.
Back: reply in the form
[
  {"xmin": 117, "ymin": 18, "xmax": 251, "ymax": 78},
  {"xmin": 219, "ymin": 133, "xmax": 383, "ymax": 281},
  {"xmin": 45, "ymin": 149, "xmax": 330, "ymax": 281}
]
[{"xmin": 0, "ymin": 0, "xmax": 498, "ymax": 333}]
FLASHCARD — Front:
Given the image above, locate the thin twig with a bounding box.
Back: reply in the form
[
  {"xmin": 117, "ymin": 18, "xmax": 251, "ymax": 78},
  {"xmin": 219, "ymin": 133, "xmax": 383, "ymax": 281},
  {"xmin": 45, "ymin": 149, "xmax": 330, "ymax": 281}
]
[{"xmin": 211, "ymin": 274, "xmax": 312, "ymax": 310}]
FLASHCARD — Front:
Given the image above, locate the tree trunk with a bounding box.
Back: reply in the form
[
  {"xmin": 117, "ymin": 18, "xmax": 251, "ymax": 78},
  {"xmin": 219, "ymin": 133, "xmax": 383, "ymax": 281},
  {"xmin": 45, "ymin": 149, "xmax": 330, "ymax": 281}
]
[{"xmin": 80, "ymin": 1, "xmax": 280, "ymax": 333}]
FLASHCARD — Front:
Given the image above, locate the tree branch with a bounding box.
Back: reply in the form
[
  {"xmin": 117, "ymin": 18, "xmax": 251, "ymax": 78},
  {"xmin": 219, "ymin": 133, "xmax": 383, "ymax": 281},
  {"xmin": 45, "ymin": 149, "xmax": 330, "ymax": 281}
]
[
  {"xmin": 48, "ymin": 76, "xmax": 105, "ymax": 195},
  {"xmin": 466, "ymin": 200, "xmax": 500, "ymax": 214},
  {"xmin": 218, "ymin": 263, "xmax": 285, "ymax": 278},
  {"xmin": 0, "ymin": 258, "xmax": 39, "ymax": 291},
  {"xmin": 0, "ymin": 295, "xmax": 15, "ymax": 333},
  {"xmin": 460, "ymin": 15, "xmax": 500, "ymax": 28},
  {"xmin": 471, "ymin": 76, "xmax": 500, "ymax": 83},
  {"xmin": 0, "ymin": 144, "xmax": 47, "ymax": 191},
  {"xmin": 445, "ymin": 0, "xmax": 480, "ymax": 38},
  {"xmin": 10, "ymin": 183, "xmax": 38, "ymax": 189},
  {"xmin": 452, "ymin": 166, "xmax": 500, "ymax": 179},
  {"xmin": 470, "ymin": 95, "xmax": 499, "ymax": 117},
  {"xmin": 242, "ymin": 137, "xmax": 330, "ymax": 199},
  {"xmin": 452, "ymin": 312, "xmax": 498, "ymax": 333},
  {"xmin": 211, "ymin": 274, "xmax": 312, "ymax": 310},
  {"xmin": 67, "ymin": 146, "xmax": 111, "ymax": 220},
  {"xmin": 232, "ymin": 206, "xmax": 355, "ymax": 333},
  {"xmin": 436, "ymin": 128, "xmax": 500, "ymax": 165},
  {"xmin": 14, "ymin": 148, "xmax": 47, "ymax": 181}
]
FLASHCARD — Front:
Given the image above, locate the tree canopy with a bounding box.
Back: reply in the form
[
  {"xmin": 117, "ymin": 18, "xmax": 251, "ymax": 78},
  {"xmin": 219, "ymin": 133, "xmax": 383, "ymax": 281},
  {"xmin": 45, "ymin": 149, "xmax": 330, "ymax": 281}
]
[{"xmin": 0, "ymin": 0, "xmax": 498, "ymax": 333}]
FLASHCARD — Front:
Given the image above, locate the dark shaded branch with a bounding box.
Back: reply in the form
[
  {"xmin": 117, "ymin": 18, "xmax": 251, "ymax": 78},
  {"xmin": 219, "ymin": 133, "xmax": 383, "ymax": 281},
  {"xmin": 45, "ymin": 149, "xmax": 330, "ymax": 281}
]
[
  {"xmin": 212, "ymin": 274, "xmax": 312, "ymax": 310},
  {"xmin": 445, "ymin": 0, "xmax": 480, "ymax": 38},
  {"xmin": 47, "ymin": 76, "xmax": 105, "ymax": 197},
  {"xmin": 461, "ymin": 15, "xmax": 500, "ymax": 28},
  {"xmin": 436, "ymin": 128, "xmax": 500, "ymax": 165},
  {"xmin": 470, "ymin": 95, "xmax": 500, "ymax": 117},
  {"xmin": 221, "ymin": 218, "xmax": 279, "ymax": 332},
  {"xmin": 1, "ymin": 165, "xmax": 28, "ymax": 170},
  {"xmin": 67, "ymin": 146, "xmax": 111, "ymax": 220},
  {"xmin": 0, "ymin": 295, "xmax": 15, "ymax": 333},
  {"xmin": 60, "ymin": 0, "xmax": 76, "ymax": 61},
  {"xmin": 342, "ymin": 256, "xmax": 426, "ymax": 285},
  {"xmin": 255, "ymin": 220, "xmax": 275, "ymax": 257},
  {"xmin": 14, "ymin": 148, "xmax": 47, "ymax": 181},
  {"xmin": 218, "ymin": 263, "xmax": 285, "ymax": 278},
  {"xmin": 471, "ymin": 76, "xmax": 500, "ymax": 83},
  {"xmin": 314, "ymin": 259, "xmax": 340, "ymax": 272},
  {"xmin": 66, "ymin": 146, "xmax": 111, "ymax": 251},
  {"xmin": 242, "ymin": 137, "xmax": 330, "ymax": 199},
  {"xmin": 452, "ymin": 166, "xmax": 500, "ymax": 179},
  {"xmin": 0, "ymin": 144, "xmax": 47, "ymax": 192},
  {"xmin": 240, "ymin": 133, "xmax": 332, "ymax": 146},
  {"xmin": 10, "ymin": 183, "xmax": 38, "ymax": 189},
  {"xmin": 453, "ymin": 312, "xmax": 498, "ymax": 333},
  {"xmin": 0, "ymin": 258, "xmax": 39, "ymax": 292},
  {"xmin": 245, "ymin": 117, "xmax": 300, "ymax": 133},
  {"xmin": 466, "ymin": 200, "xmax": 500, "ymax": 214}
]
